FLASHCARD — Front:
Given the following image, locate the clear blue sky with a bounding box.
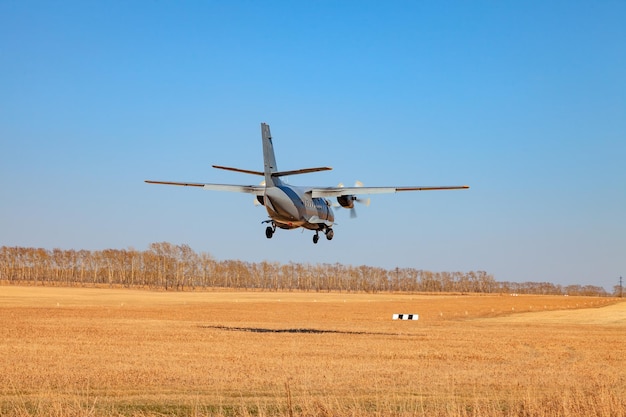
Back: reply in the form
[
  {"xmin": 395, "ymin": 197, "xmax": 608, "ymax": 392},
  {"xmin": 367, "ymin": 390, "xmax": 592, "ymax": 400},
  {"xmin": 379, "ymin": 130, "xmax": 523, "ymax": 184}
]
[{"xmin": 1, "ymin": 1, "xmax": 624, "ymax": 291}]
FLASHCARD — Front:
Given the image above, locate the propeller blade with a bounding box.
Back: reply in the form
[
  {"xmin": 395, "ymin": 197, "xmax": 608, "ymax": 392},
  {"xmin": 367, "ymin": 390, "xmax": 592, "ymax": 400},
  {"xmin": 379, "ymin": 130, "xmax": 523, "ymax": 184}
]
[
  {"xmin": 351, "ymin": 181, "xmax": 368, "ymax": 217},
  {"xmin": 335, "ymin": 181, "xmax": 370, "ymax": 217}
]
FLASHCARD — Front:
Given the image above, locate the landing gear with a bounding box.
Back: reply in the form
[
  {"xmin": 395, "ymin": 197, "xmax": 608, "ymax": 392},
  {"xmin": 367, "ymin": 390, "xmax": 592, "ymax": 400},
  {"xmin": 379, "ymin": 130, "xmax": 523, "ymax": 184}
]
[
  {"xmin": 263, "ymin": 220, "xmax": 276, "ymax": 239},
  {"xmin": 262, "ymin": 219, "xmax": 333, "ymax": 243},
  {"xmin": 313, "ymin": 228, "xmax": 333, "ymax": 244}
]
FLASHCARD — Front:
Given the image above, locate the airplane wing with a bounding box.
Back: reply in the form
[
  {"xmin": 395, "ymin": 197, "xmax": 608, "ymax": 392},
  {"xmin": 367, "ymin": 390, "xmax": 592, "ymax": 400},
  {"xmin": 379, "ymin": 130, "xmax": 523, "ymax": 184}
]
[
  {"xmin": 311, "ymin": 185, "xmax": 469, "ymax": 198},
  {"xmin": 144, "ymin": 180, "xmax": 265, "ymax": 195}
]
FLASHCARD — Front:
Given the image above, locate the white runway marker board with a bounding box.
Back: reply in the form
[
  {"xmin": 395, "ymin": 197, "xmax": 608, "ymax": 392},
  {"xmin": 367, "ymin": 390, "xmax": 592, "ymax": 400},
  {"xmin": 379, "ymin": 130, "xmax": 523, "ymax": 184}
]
[{"xmin": 392, "ymin": 314, "xmax": 419, "ymax": 320}]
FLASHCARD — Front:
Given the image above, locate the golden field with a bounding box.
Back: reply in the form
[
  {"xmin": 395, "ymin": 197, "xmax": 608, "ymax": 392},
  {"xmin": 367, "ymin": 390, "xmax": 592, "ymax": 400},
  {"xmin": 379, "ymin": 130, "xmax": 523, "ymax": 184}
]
[{"xmin": 0, "ymin": 285, "xmax": 624, "ymax": 416}]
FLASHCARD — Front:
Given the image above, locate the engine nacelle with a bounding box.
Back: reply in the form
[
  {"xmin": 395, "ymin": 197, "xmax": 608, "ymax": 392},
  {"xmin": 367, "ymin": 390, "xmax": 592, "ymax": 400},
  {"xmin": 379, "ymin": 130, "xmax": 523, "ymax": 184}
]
[{"xmin": 336, "ymin": 195, "xmax": 356, "ymax": 209}]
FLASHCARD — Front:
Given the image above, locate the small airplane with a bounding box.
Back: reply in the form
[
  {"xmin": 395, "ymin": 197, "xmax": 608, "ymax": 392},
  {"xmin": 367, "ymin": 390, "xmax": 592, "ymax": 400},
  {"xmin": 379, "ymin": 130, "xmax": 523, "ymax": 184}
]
[{"xmin": 145, "ymin": 123, "xmax": 469, "ymax": 244}]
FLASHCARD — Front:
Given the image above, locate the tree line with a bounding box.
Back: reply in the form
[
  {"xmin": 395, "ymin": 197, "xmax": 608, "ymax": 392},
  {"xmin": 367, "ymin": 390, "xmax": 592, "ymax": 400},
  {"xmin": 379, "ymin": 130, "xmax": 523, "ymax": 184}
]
[{"xmin": 0, "ymin": 243, "xmax": 612, "ymax": 296}]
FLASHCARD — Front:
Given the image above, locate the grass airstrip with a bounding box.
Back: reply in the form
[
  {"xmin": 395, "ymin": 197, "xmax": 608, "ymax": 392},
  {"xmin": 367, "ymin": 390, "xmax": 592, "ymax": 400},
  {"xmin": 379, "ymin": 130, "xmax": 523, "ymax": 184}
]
[{"xmin": 0, "ymin": 285, "xmax": 625, "ymax": 416}]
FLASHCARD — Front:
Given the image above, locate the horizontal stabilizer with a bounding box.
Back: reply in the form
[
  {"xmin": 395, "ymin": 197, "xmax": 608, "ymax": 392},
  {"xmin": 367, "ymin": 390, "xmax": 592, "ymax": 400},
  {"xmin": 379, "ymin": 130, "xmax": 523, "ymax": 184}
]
[
  {"xmin": 212, "ymin": 165, "xmax": 264, "ymax": 176},
  {"xmin": 272, "ymin": 167, "xmax": 332, "ymax": 177},
  {"xmin": 212, "ymin": 165, "xmax": 331, "ymax": 178}
]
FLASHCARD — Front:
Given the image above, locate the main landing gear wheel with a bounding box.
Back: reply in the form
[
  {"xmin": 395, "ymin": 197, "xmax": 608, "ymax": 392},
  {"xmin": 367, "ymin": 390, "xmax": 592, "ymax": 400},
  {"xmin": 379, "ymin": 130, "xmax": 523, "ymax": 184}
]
[
  {"xmin": 263, "ymin": 220, "xmax": 276, "ymax": 239},
  {"xmin": 325, "ymin": 228, "xmax": 334, "ymax": 240},
  {"xmin": 313, "ymin": 233, "xmax": 320, "ymax": 244}
]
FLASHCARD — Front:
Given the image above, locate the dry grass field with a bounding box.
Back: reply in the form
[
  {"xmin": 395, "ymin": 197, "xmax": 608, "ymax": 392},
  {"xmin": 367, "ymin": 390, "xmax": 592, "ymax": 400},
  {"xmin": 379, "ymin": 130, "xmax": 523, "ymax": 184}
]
[{"xmin": 0, "ymin": 285, "xmax": 624, "ymax": 416}]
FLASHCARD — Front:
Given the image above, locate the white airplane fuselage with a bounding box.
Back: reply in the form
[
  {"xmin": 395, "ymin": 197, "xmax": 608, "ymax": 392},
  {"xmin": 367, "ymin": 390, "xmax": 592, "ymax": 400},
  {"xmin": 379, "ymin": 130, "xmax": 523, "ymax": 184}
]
[{"xmin": 263, "ymin": 185, "xmax": 334, "ymax": 230}]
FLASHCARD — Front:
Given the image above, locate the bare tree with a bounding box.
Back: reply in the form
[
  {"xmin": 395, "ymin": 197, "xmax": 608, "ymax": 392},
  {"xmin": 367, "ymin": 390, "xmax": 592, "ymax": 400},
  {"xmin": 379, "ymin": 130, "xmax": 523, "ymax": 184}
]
[{"xmin": 0, "ymin": 244, "xmax": 610, "ymax": 296}]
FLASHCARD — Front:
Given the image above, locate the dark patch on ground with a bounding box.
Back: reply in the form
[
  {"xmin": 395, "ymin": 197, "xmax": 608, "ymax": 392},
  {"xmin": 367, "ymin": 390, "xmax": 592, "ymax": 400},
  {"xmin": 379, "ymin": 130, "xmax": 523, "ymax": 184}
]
[{"xmin": 199, "ymin": 325, "xmax": 405, "ymax": 336}]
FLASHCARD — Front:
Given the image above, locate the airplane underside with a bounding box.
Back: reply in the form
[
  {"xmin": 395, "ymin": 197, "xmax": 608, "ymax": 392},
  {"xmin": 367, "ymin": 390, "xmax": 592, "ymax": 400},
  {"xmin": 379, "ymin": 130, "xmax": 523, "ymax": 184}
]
[
  {"xmin": 261, "ymin": 186, "xmax": 335, "ymax": 244},
  {"xmin": 263, "ymin": 208, "xmax": 334, "ymax": 244}
]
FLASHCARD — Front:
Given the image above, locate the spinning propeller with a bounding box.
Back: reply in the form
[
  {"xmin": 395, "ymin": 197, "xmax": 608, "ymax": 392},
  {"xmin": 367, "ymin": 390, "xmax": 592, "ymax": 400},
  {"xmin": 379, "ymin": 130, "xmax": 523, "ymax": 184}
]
[{"xmin": 336, "ymin": 181, "xmax": 371, "ymax": 218}]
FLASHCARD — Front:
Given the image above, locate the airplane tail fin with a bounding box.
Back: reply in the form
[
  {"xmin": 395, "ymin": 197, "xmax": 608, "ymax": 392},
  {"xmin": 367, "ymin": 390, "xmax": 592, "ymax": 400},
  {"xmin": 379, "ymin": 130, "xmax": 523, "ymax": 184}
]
[
  {"xmin": 213, "ymin": 123, "xmax": 330, "ymax": 184},
  {"xmin": 261, "ymin": 123, "xmax": 281, "ymax": 186}
]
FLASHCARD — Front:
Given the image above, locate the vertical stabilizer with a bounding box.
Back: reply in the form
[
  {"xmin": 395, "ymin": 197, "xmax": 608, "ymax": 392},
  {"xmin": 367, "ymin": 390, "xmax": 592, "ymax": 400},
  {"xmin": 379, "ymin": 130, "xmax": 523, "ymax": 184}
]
[{"xmin": 261, "ymin": 123, "xmax": 281, "ymax": 186}]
